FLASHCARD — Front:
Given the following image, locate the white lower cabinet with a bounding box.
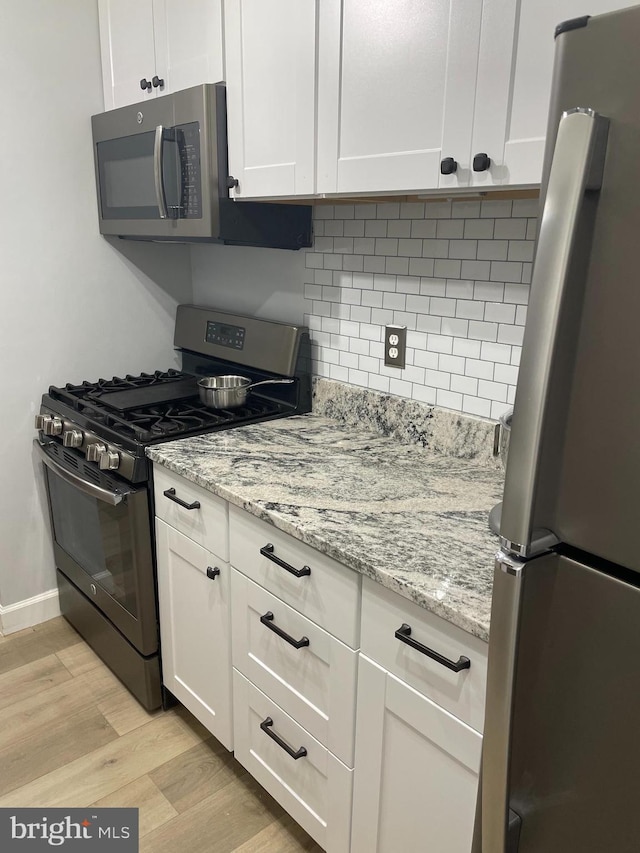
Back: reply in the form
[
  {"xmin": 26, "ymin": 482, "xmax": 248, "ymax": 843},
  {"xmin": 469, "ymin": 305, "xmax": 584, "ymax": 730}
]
[
  {"xmin": 351, "ymin": 655, "xmax": 482, "ymax": 853},
  {"xmin": 156, "ymin": 518, "xmax": 233, "ymax": 750},
  {"xmin": 233, "ymin": 670, "xmax": 354, "ymax": 852}
]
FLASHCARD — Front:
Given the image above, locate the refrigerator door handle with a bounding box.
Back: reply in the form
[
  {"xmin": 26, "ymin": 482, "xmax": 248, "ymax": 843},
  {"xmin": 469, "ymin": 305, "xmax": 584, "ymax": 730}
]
[
  {"xmin": 479, "ymin": 549, "xmax": 527, "ymax": 853},
  {"xmin": 500, "ymin": 107, "xmax": 609, "ymax": 558}
]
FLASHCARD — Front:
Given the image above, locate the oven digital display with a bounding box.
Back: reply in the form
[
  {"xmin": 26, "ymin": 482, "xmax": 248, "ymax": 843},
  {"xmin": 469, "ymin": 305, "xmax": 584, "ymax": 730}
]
[{"xmin": 205, "ymin": 321, "xmax": 245, "ymax": 350}]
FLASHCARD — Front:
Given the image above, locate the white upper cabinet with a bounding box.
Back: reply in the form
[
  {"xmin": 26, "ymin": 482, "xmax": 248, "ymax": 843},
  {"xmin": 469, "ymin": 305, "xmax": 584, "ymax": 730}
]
[
  {"xmin": 224, "ymin": 0, "xmax": 318, "ymax": 198},
  {"xmin": 99, "ymin": 0, "xmax": 224, "ymax": 111},
  {"xmin": 504, "ymin": 0, "xmax": 634, "ymax": 185},
  {"xmin": 318, "ymin": 0, "xmax": 486, "ymax": 195}
]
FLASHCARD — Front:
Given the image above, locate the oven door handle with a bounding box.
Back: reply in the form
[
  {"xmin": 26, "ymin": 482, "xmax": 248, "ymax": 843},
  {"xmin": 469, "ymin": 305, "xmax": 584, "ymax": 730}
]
[{"xmin": 33, "ymin": 440, "xmax": 130, "ymax": 507}]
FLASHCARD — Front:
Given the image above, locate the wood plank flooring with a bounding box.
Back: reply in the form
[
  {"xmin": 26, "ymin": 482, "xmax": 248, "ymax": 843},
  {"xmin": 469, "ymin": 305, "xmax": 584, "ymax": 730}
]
[{"xmin": 0, "ymin": 618, "xmax": 322, "ymax": 852}]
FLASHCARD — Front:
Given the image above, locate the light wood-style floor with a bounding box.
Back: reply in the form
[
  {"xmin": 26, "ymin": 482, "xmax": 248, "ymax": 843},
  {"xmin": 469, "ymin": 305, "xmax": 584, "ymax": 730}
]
[{"xmin": 0, "ymin": 617, "xmax": 322, "ymax": 852}]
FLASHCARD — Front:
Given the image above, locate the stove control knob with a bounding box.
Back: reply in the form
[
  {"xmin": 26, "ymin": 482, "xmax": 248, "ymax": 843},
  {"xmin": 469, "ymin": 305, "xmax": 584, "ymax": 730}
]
[
  {"xmin": 43, "ymin": 417, "xmax": 63, "ymax": 437},
  {"xmin": 63, "ymin": 429, "xmax": 84, "ymax": 449},
  {"xmin": 98, "ymin": 450, "xmax": 120, "ymax": 471},
  {"xmin": 86, "ymin": 443, "xmax": 106, "ymax": 462},
  {"xmin": 35, "ymin": 414, "xmax": 49, "ymax": 431}
]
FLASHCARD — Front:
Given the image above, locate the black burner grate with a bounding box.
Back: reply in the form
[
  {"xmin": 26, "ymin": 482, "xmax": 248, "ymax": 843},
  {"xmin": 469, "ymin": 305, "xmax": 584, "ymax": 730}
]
[{"xmin": 47, "ymin": 370, "xmax": 288, "ymax": 445}]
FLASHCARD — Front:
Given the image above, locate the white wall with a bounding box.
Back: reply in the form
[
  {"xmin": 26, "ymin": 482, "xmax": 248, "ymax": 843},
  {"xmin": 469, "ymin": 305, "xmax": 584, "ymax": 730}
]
[
  {"xmin": 191, "ymin": 243, "xmax": 307, "ymax": 323},
  {"xmin": 0, "ymin": 0, "xmax": 192, "ymax": 619}
]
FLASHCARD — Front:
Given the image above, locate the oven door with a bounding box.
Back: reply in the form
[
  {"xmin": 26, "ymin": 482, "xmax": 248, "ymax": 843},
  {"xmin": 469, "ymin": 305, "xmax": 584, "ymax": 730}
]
[{"xmin": 35, "ymin": 440, "xmax": 158, "ymax": 656}]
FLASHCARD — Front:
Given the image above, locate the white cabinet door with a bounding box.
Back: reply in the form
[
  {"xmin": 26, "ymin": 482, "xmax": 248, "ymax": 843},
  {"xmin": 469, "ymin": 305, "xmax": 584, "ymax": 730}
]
[
  {"xmin": 99, "ymin": 0, "xmax": 158, "ymax": 110},
  {"xmin": 224, "ymin": 0, "xmax": 317, "ymax": 197},
  {"xmin": 153, "ymin": 0, "xmax": 224, "ymax": 94},
  {"xmin": 504, "ymin": 0, "xmax": 633, "ymax": 185},
  {"xmin": 468, "ymin": 0, "xmax": 520, "ymax": 188},
  {"xmin": 318, "ymin": 0, "xmax": 484, "ymax": 194},
  {"xmin": 351, "ymin": 656, "xmax": 482, "ymax": 853},
  {"xmin": 156, "ymin": 518, "xmax": 233, "ymax": 750},
  {"xmin": 99, "ymin": 0, "xmax": 224, "ymax": 111}
]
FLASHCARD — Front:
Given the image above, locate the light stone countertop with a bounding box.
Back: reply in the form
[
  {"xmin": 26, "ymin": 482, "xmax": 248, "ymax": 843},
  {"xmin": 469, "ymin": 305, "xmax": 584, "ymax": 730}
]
[{"xmin": 147, "ymin": 413, "xmax": 503, "ymax": 641}]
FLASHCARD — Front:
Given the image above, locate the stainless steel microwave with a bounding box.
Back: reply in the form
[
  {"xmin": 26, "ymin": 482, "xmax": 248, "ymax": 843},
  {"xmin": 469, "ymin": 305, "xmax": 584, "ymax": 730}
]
[{"xmin": 91, "ymin": 83, "xmax": 312, "ymax": 249}]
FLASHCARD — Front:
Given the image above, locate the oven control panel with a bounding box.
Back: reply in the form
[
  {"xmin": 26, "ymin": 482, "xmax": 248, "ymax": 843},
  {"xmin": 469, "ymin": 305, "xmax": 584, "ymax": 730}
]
[{"xmin": 205, "ymin": 321, "xmax": 245, "ymax": 350}]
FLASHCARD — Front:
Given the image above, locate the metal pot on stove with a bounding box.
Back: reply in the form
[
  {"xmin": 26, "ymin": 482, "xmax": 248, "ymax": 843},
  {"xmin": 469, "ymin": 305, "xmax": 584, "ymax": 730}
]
[{"xmin": 197, "ymin": 375, "xmax": 295, "ymax": 410}]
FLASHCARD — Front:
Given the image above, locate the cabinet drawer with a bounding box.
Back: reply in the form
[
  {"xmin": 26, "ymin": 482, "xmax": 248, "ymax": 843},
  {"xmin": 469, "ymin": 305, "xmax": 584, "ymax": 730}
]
[
  {"xmin": 153, "ymin": 465, "xmax": 228, "ymax": 559},
  {"xmin": 232, "ymin": 570, "xmax": 358, "ymax": 766},
  {"xmin": 229, "ymin": 505, "xmax": 360, "ymax": 648},
  {"xmin": 233, "ymin": 670, "xmax": 353, "ymax": 853},
  {"xmin": 361, "ymin": 577, "xmax": 488, "ymax": 732}
]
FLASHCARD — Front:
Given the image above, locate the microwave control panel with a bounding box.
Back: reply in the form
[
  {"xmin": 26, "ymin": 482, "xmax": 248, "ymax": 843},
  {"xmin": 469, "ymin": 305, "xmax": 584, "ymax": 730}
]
[{"xmin": 177, "ymin": 122, "xmax": 202, "ymax": 219}]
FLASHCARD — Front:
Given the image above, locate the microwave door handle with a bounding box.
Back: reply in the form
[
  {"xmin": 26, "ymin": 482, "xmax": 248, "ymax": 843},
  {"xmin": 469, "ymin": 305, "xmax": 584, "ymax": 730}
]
[
  {"xmin": 499, "ymin": 108, "xmax": 609, "ymax": 558},
  {"xmin": 154, "ymin": 124, "xmax": 169, "ymax": 219},
  {"xmin": 33, "ymin": 440, "xmax": 130, "ymax": 507}
]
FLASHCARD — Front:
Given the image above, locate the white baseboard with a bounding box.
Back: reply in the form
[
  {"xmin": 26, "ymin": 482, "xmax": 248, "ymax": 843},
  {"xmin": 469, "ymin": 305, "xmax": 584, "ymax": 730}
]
[{"xmin": 0, "ymin": 588, "xmax": 61, "ymax": 635}]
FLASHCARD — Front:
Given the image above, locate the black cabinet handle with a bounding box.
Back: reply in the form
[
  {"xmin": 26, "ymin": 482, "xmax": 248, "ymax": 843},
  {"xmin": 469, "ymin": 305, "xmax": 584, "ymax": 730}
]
[
  {"xmin": 260, "ymin": 717, "xmax": 307, "ymax": 760},
  {"xmin": 140, "ymin": 78, "xmax": 152, "ymax": 91},
  {"xmin": 260, "ymin": 543, "xmax": 311, "ymax": 578},
  {"xmin": 227, "ymin": 176, "xmax": 240, "ymax": 189},
  {"xmin": 473, "ymin": 152, "xmax": 491, "ymax": 172},
  {"xmin": 206, "ymin": 566, "xmax": 220, "ymax": 580},
  {"xmin": 152, "ymin": 75, "xmax": 164, "ymax": 88},
  {"xmin": 260, "ymin": 611, "xmax": 310, "ymax": 649},
  {"xmin": 440, "ymin": 156, "xmax": 458, "ymax": 175},
  {"xmin": 394, "ymin": 623, "xmax": 471, "ymax": 672},
  {"xmin": 163, "ymin": 487, "xmax": 200, "ymax": 511}
]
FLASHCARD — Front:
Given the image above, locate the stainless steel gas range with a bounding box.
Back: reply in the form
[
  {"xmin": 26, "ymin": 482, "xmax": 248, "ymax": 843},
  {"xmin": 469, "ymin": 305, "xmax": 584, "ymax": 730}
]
[{"xmin": 34, "ymin": 306, "xmax": 311, "ymax": 709}]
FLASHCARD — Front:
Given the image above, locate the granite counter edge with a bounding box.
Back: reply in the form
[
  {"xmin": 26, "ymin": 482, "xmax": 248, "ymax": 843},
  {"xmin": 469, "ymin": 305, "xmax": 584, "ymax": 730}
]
[{"xmin": 147, "ymin": 448, "xmax": 491, "ymax": 643}]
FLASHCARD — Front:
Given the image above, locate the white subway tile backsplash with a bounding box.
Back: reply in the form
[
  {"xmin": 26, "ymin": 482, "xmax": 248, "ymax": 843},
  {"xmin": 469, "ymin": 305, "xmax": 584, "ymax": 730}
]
[
  {"xmin": 364, "ymin": 256, "xmax": 386, "ymax": 274},
  {"xmin": 306, "ymin": 198, "xmax": 537, "ymax": 417},
  {"xmin": 388, "ymin": 220, "xmax": 412, "ymax": 238},
  {"xmin": 417, "ymin": 314, "xmax": 443, "ymax": 334},
  {"xmin": 398, "ymin": 238, "xmax": 425, "ymax": 257},
  {"xmin": 334, "ymin": 204, "xmax": 355, "ymax": 219},
  {"xmin": 446, "ymin": 279, "xmax": 474, "ymax": 299},
  {"xmin": 484, "ymin": 302, "xmax": 516, "ymax": 324},
  {"xmin": 343, "ymin": 255, "xmax": 365, "ymax": 271},
  {"xmin": 400, "ymin": 202, "xmax": 425, "ymax": 219},
  {"xmin": 464, "ymin": 218, "xmax": 494, "ymax": 239},
  {"xmin": 414, "ymin": 349, "xmax": 440, "ymax": 369},
  {"xmin": 419, "ymin": 278, "xmax": 446, "ymax": 297},
  {"xmin": 436, "ymin": 220, "xmax": 464, "ymax": 239},
  {"xmin": 513, "ymin": 198, "xmax": 540, "ymax": 217},
  {"xmin": 375, "ymin": 238, "xmax": 399, "ymax": 255},
  {"xmin": 441, "ymin": 317, "xmax": 469, "ymax": 338},
  {"xmin": 468, "ymin": 320, "xmax": 499, "ymax": 342},
  {"xmin": 365, "ymin": 219, "xmax": 388, "ymax": 238},
  {"xmin": 410, "ymin": 219, "xmax": 437, "ymax": 238},
  {"xmin": 437, "ymin": 389, "xmax": 464, "ymax": 410},
  {"xmin": 453, "ymin": 338, "xmax": 481, "ymax": 358},
  {"xmin": 409, "ymin": 258, "xmax": 436, "ymax": 277},
  {"xmin": 377, "ymin": 202, "xmax": 400, "ymax": 219},
  {"xmin": 490, "ymin": 261, "xmax": 522, "ymax": 283},
  {"xmin": 449, "ymin": 240, "xmax": 478, "ymax": 260},
  {"xmin": 494, "ymin": 218, "xmax": 527, "ymax": 240},
  {"xmin": 478, "ymin": 240, "xmax": 508, "ymax": 261}
]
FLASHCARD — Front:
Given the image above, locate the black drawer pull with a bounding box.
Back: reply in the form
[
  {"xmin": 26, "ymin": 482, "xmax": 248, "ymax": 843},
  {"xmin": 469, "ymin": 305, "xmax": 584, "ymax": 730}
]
[
  {"xmin": 260, "ymin": 611, "xmax": 310, "ymax": 649},
  {"xmin": 260, "ymin": 543, "xmax": 311, "ymax": 577},
  {"xmin": 206, "ymin": 566, "xmax": 220, "ymax": 580},
  {"xmin": 394, "ymin": 623, "xmax": 471, "ymax": 672},
  {"xmin": 163, "ymin": 487, "xmax": 200, "ymax": 510},
  {"xmin": 260, "ymin": 716, "xmax": 307, "ymax": 760}
]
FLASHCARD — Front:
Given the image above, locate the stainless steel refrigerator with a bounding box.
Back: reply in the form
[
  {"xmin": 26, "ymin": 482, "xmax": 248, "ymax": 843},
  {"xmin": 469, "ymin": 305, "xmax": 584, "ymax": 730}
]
[{"xmin": 474, "ymin": 7, "xmax": 640, "ymax": 852}]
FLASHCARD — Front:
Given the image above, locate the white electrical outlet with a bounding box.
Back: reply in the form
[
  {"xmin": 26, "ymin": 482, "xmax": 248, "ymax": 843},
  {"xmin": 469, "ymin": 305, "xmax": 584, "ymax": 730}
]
[{"xmin": 384, "ymin": 325, "xmax": 407, "ymax": 368}]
